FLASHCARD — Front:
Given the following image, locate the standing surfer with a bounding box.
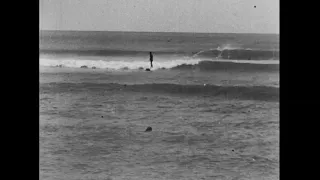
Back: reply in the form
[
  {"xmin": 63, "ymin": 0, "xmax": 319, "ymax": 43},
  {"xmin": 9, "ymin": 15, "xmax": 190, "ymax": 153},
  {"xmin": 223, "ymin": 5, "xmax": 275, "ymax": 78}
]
[{"xmin": 149, "ymin": 52, "xmax": 153, "ymax": 68}]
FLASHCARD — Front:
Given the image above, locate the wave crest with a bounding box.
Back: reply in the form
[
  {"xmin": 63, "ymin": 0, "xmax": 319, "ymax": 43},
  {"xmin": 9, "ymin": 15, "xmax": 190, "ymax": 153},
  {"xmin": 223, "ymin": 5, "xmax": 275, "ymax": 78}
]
[
  {"xmin": 172, "ymin": 61, "xmax": 279, "ymax": 72},
  {"xmin": 193, "ymin": 44, "xmax": 279, "ymax": 60},
  {"xmin": 40, "ymin": 57, "xmax": 279, "ymax": 72}
]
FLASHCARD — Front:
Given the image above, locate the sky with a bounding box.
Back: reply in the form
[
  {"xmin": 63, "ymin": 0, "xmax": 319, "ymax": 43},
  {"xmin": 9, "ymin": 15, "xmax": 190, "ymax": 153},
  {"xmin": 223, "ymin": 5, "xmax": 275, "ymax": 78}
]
[{"xmin": 40, "ymin": 0, "xmax": 279, "ymax": 34}]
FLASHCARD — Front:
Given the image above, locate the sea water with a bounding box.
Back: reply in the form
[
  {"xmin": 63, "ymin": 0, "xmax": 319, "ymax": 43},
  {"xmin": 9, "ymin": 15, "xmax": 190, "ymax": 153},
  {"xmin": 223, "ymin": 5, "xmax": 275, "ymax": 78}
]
[{"xmin": 40, "ymin": 31, "xmax": 279, "ymax": 180}]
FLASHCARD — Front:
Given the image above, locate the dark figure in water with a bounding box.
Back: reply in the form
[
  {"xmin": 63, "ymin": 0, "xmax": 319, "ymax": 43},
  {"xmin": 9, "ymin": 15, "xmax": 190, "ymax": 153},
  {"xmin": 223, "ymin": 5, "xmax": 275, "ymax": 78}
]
[
  {"xmin": 145, "ymin": 126, "xmax": 152, "ymax": 132},
  {"xmin": 149, "ymin": 52, "xmax": 153, "ymax": 68}
]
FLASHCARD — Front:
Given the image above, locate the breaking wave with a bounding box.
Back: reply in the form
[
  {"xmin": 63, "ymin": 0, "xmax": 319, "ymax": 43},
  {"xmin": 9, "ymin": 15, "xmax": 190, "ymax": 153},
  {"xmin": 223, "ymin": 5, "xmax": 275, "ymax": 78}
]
[
  {"xmin": 39, "ymin": 58, "xmax": 201, "ymax": 70},
  {"xmin": 192, "ymin": 46, "xmax": 279, "ymax": 60},
  {"xmin": 40, "ymin": 57, "xmax": 278, "ymax": 72},
  {"xmin": 172, "ymin": 61, "xmax": 279, "ymax": 72},
  {"xmin": 40, "ymin": 47, "xmax": 279, "ymax": 61}
]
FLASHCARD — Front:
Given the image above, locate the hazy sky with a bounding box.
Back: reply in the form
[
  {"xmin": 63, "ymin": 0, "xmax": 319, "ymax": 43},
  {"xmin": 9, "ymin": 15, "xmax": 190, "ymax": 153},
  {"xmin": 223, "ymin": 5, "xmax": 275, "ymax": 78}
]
[{"xmin": 40, "ymin": 0, "xmax": 279, "ymax": 34}]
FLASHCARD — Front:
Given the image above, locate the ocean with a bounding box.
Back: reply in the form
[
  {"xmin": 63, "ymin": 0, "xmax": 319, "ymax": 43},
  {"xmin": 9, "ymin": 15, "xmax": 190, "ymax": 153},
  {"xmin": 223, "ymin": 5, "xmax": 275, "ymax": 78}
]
[{"xmin": 39, "ymin": 30, "xmax": 279, "ymax": 180}]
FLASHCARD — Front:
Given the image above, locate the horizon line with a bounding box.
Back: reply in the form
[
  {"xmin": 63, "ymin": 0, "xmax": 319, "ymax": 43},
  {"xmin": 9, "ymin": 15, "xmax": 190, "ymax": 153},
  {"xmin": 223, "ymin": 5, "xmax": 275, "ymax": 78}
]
[{"xmin": 39, "ymin": 29, "xmax": 279, "ymax": 35}]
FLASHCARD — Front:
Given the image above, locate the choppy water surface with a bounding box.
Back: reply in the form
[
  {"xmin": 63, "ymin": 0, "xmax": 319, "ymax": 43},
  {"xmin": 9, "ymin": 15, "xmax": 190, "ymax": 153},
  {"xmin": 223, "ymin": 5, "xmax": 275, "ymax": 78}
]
[
  {"xmin": 40, "ymin": 70, "xmax": 278, "ymax": 180},
  {"xmin": 40, "ymin": 31, "xmax": 279, "ymax": 180}
]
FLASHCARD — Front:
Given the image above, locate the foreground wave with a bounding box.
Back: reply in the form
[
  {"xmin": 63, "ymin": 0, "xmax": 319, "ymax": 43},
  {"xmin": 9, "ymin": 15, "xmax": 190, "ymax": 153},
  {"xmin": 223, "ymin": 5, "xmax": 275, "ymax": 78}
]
[
  {"xmin": 40, "ymin": 58, "xmax": 279, "ymax": 72},
  {"xmin": 40, "ymin": 82, "xmax": 279, "ymax": 102}
]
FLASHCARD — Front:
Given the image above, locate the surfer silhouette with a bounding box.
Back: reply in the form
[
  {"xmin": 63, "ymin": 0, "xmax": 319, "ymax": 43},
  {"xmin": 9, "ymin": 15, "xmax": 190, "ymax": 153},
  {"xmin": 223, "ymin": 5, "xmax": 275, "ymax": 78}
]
[{"xmin": 149, "ymin": 52, "xmax": 153, "ymax": 68}]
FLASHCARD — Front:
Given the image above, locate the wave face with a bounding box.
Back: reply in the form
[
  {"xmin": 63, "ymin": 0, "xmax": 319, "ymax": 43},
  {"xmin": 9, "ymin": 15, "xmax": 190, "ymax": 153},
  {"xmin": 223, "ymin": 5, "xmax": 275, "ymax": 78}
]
[
  {"xmin": 172, "ymin": 61, "xmax": 279, "ymax": 72},
  {"xmin": 40, "ymin": 57, "xmax": 278, "ymax": 72},
  {"xmin": 40, "ymin": 82, "xmax": 279, "ymax": 102},
  {"xmin": 40, "ymin": 47, "xmax": 279, "ymax": 61}
]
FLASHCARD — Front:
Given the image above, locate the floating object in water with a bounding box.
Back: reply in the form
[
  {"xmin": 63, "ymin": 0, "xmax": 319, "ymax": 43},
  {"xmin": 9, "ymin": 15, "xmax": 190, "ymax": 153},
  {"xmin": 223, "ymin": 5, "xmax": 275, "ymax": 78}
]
[
  {"xmin": 92, "ymin": 66, "xmax": 96, "ymax": 69},
  {"xmin": 145, "ymin": 68, "xmax": 151, "ymax": 71},
  {"xmin": 80, "ymin": 65, "xmax": 88, "ymax": 69},
  {"xmin": 145, "ymin": 126, "xmax": 152, "ymax": 132}
]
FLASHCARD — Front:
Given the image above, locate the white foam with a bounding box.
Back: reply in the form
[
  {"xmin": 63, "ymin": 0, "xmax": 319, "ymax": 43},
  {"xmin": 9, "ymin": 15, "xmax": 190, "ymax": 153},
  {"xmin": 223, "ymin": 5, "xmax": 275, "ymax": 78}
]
[
  {"xmin": 39, "ymin": 54, "xmax": 279, "ymax": 71},
  {"xmin": 207, "ymin": 59, "xmax": 279, "ymax": 64},
  {"xmin": 39, "ymin": 57, "xmax": 202, "ymax": 70},
  {"xmin": 216, "ymin": 44, "xmax": 242, "ymax": 51},
  {"xmin": 193, "ymin": 43, "xmax": 254, "ymax": 58}
]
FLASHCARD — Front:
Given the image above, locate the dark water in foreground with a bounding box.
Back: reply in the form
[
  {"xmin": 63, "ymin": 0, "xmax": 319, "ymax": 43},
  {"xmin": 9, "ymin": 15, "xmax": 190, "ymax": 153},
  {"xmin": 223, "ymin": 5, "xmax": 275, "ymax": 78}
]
[{"xmin": 40, "ymin": 67, "xmax": 279, "ymax": 180}]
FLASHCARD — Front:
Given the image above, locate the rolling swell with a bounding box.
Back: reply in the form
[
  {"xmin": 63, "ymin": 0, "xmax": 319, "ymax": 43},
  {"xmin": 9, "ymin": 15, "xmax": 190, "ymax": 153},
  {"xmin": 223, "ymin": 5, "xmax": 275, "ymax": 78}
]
[
  {"xmin": 41, "ymin": 82, "xmax": 279, "ymax": 102},
  {"xmin": 39, "ymin": 49, "xmax": 192, "ymax": 57},
  {"xmin": 40, "ymin": 48, "xmax": 279, "ymax": 60},
  {"xmin": 40, "ymin": 49, "xmax": 159, "ymax": 57},
  {"xmin": 172, "ymin": 61, "xmax": 279, "ymax": 72}
]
